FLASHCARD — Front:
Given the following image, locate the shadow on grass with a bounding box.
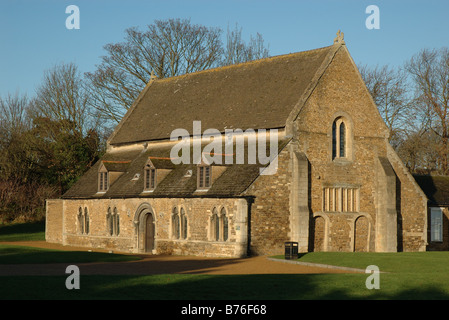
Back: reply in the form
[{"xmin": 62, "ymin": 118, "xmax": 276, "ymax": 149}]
[
  {"xmin": 1, "ymin": 273, "xmax": 449, "ymax": 300},
  {"xmin": 1, "ymin": 248, "xmax": 449, "ymax": 300},
  {"xmin": 0, "ymin": 245, "xmax": 140, "ymax": 264},
  {"xmin": 0, "ymin": 221, "xmax": 45, "ymax": 241}
]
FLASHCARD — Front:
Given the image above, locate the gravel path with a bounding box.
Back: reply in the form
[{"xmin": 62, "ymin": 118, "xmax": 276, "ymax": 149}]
[{"xmin": 0, "ymin": 241, "xmax": 356, "ymax": 276}]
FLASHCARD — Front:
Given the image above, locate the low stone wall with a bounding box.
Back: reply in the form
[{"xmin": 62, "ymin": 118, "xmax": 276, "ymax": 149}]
[{"xmin": 157, "ymin": 239, "xmax": 247, "ymax": 258}]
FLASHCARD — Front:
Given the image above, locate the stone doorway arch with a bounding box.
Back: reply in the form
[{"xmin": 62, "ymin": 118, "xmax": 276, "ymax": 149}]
[
  {"xmin": 313, "ymin": 215, "xmax": 327, "ymax": 252},
  {"xmin": 354, "ymin": 215, "xmax": 370, "ymax": 252},
  {"xmin": 134, "ymin": 202, "xmax": 156, "ymax": 253}
]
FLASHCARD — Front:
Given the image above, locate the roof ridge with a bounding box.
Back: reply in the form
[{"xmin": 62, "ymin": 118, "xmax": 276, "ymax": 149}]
[{"xmin": 153, "ymin": 45, "xmax": 335, "ymax": 83}]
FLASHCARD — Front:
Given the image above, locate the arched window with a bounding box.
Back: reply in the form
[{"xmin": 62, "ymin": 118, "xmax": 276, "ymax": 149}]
[
  {"xmin": 332, "ymin": 121, "xmax": 337, "ymax": 159},
  {"xmin": 113, "ymin": 207, "xmax": 120, "ymax": 236},
  {"xmin": 332, "ymin": 117, "xmax": 348, "ymax": 160},
  {"xmin": 339, "ymin": 122, "xmax": 346, "ymax": 158},
  {"xmin": 107, "ymin": 207, "xmax": 120, "ymax": 236},
  {"xmin": 116, "ymin": 213, "xmax": 120, "ymax": 236},
  {"xmin": 221, "ymin": 207, "xmax": 228, "ymax": 242},
  {"xmin": 210, "ymin": 207, "xmax": 229, "ymax": 242},
  {"xmin": 78, "ymin": 207, "xmax": 84, "ymax": 234},
  {"xmin": 211, "ymin": 208, "xmax": 219, "ymax": 241},
  {"xmin": 172, "ymin": 207, "xmax": 180, "ymax": 239},
  {"xmin": 180, "ymin": 207, "xmax": 188, "ymax": 240},
  {"xmin": 107, "ymin": 207, "xmax": 113, "ymax": 236},
  {"xmin": 78, "ymin": 207, "xmax": 89, "ymax": 235},
  {"xmin": 84, "ymin": 207, "xmax": 90, "ymax": 235}
]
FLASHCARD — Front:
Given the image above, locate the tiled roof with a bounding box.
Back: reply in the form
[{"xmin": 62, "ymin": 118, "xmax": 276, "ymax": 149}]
[
  {"xmin": 62, "ymin": 139, "xmax": 289, "ymax": 199},
  {"xmin": 109, "ymin": 45, "xmax": 335, "ymax": 145},
  {"xmin": 63, "ymin": 43, "xmax": 343, "ymax": 199},
  {"xmin": 413, "ymin": 175, "xmax": 449, "ymax": 206}
]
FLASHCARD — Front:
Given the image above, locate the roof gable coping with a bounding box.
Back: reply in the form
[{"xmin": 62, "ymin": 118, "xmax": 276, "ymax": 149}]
[
  {"xmin": 99, "ymin": 162, "xmax": 107, "ymax": 172},
  {"xmin": 102, "ymin": 160, "xmax": 131, "ymax": 172},
  {"xmin": 144, "ymin": 157, "xmax": 156, "ymax": 168},
  {"xmin": 285, "ymin": 38, "xmax": 344, "ymax": 135},
  {"xmin": 286, "ymin": 33, "xmax": 390, "ymax": 139},
  {"xmin": 338, "ymin": 44, "xmax": 390, "ymax": 138}
]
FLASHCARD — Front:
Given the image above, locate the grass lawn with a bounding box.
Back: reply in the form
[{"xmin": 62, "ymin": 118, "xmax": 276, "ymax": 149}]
[
  {"xmin": 0, "ymin": 244, "xmax": 141, "ymax": 264},
  {"xmin": 0, "ymin": 222, "xmax": 140, "ymax": 264},
  {"xmin": 1, "ymin": 222, "xmax": 449, "ymax": 300},
  {"xmin": 0, "ymin": 221, "xmax": 45, "ymax": 241},
  {"xmin": 274, "ymin": 251, "xmax": 449, "ymax": 274},
  {"xmin": 1, "ymin": 250, "xmax": 448, "ymax": 300},
  {"xmin": 1, "ymin": 269, "xmax": 448, "ymax": 300}
]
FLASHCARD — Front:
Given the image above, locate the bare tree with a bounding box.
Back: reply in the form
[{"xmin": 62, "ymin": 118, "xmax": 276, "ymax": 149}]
[
  {"xmin": 25, "ymin": 62, "xmax": 103, "ymax": 191},
  {"xmin": 85, "ymin": 18, "xmax": 223, "ymax": 123},
  {"xmin": 32, "ymin": 62, "xmax": 94, "ymax": 136},
  {"xmin": 0, "ymin": 92, "xmax": 31, "ymax": 137},
  {"xmin": 396, "ymin": 130, "xmax": 442, "ymax": 173},
  {"xmin": 85, "ymin": 19, "xmax": 270, "ymax": 124},
  {"xmin": 0, "ymin": 92, "xmax": 64, "ymax": 222},
  {"xmin": 222, "ymin": 24, "xmax": 270, "ymax": 66},
  {"xmin": 0, "ymin": 93, "xmax": 33, "ymax": 182},
  {"xmin": 406, "ymin": 48, "xmax": 449, "ymax": 174},
  {"xmin": 359, "ymin": 64, "xmax": 412, "ymax": 146}
]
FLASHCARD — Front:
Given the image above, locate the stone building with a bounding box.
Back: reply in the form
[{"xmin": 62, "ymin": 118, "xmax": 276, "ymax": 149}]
[
  {"xmin": 46, "ymin": 32, "xmax": 430, "ymax": 257},
  {"xmin": 414, "ymin": 175, "xmax": 449, "ymax": 251}
]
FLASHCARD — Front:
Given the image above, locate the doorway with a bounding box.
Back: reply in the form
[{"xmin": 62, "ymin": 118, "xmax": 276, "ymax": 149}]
[{"xmin": 145, "ymin": 213, "xmax": 155, "ymax": 253}]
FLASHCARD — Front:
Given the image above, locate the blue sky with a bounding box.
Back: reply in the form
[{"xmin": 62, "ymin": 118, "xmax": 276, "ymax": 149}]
[{"xmin": 1, "ymin": 0, "xmax": 448, "ymax": 98}]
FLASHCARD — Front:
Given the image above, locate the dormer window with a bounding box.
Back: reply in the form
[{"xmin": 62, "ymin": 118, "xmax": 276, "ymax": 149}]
[
  {"xmin": 145, "ymin": 167, "xmax": 156, "ymax": 190},
  {"xmin": 98, "ymin": 167, "xmax": 109, "ymax": 192},
  {"xmin": 98, "ymin": 160, "xmax": 130, "ymax": 193},
  {"xmin": 144, "ymin": 159, "xmax": 157, "ymax": 191},
  {"xmin": 195, "ymin": 160, "xmax": 226, "ymax": 192},
  {"xmin": 140, "ymin": 156, "xmax": 173, "ymax": 194},
  {"xmin": 198, "ymin": 165, "xmax": 211, "ymax": 189}
]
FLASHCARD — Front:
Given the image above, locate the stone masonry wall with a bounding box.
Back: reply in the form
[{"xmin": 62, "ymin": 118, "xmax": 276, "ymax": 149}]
[
  {"xmin": 293, "ymin": 45, "xmax": 427, "ymax": 252},
  {"xmin": 243, "ymin": 147, "xmax": 292, "ymax": 256},
  {"xmin": 45, "ymin": 199, "xmax": 63, "ymax": 244},
  {"xmin": 46, "ymin": 197, "xmax": 248, "ymax": 258},
  {"xmin": 387, "ymin": 145, "xmax": 428, "ymax": 251}
]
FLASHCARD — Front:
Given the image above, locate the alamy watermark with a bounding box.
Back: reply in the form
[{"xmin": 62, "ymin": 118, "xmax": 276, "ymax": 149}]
[
  {"xmin": 65, "ymin": 265, "xmax": 80, "ymax": 289},
  {"xmin": 366, "ymin": 5, "xmax": 380, "ymax": 30},
  {"xmin": 365, "ymin": 265, "xmax": 380, "ymax": 289},
  {"xmin": 170, "ymin": 121, "xmax": 279, "ymax": 175},
  {"xmin": 65, "ymin": 5, "xmax": 80, "ymax": 30}
]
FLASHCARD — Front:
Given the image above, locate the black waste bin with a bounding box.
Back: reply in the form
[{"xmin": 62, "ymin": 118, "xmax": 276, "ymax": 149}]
[{"xmin": 285, "ymin": 241, "xmax": 298, "ymax": 260}]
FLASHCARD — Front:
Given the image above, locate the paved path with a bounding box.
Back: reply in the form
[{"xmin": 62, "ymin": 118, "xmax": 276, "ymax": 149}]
[{"xmin": 0, "ymin": 241, "xmax": 357, "ymax": 276}]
